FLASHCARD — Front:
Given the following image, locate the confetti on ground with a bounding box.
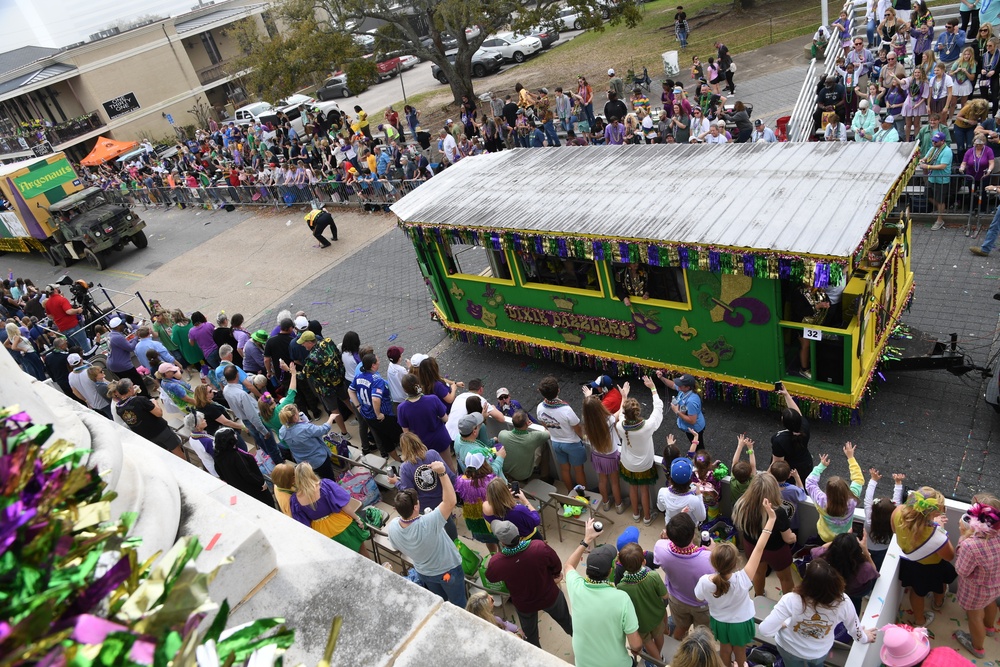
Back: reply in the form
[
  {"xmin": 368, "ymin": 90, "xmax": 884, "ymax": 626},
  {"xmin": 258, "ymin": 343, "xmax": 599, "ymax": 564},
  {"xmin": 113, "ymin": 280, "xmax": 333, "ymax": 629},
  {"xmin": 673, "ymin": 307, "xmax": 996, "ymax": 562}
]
[
  {"xmin": 348, "ymin": 308, "xmax": 370, "ymax": 313},
  {"xmin": 871, "ymin": 613, "xmax": 879, "ymax": 618},
  {"xmin": 230, "ymin": 496, "xmax": 237, "ymax": 505},
  {"xmin": 246, "ymin": 281, "xmax": 251, "ymax": 285},
  {"xmin": 877, "ymin": 597, "xmax": 884, "ymax": 604},
  {"xmin": 286, "ymin": 221, "xmax": 291, "ymax": 226},
  {"xmin": 388, "ymin": 333, "xmax": 398, "ymax": 341},
  {"xmin": 205, "ymin": 533, "xmax": 222, "ymax": 550},
  {"xmin": 952, "ymin": 618, "xmax": 962, "ymax": 626},
  {"xmin": 312, "ymin": 302, "xmax": 331, "ymax": 305}
]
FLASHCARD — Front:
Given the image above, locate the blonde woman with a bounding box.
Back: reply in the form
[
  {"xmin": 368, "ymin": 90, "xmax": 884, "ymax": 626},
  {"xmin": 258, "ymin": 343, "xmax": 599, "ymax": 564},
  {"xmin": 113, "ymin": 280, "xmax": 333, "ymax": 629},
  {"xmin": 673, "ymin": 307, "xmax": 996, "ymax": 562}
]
[
  {"xmin": 732, "ymin": 473, "xmax": 798, "ymax": 595},
  {"xmin": 582, "ymin": 395, "xmax": 624, "ymax": 513},
  {"xmin": 891, "ymin": 486, "xmax": 956, "ymax": 626},
  {"xmin": 4, "ymin": 321, "xmax": 45, "ymax": 380},
  {"xmin": 614, "ymin": 377, "xmax": 663, "ymax": 525},
  {"xmin": 466, "ymin": 592, "xmax": 524, "ymax": 637},
  {"xmin": 950, "ymin": 46, "xmax": 978, "ymax": 108},
  {"xmin": 482, "ymin": 478, "xmax": 541, "ymax": 540},
  {"xmin": 289, "ymin": 461, "xmax": 370, "ymax": 557},
  {"xmin": 896, "ymin": 66, "xmax": 929, "ymax": 141},
  {"xmin": 278, "ymin": 403, "xmax": 338, "ymax": 479},
  {"xmin": 270, "ymin": 462, "xmax": 296, "ymax": 515},
  {"xmin": 954, "ymin": 493, "xmax": 1000, "ymax": 658},
  {"xmin": 669, "ymin": 626, "xmax": 726, "ymax": 667}
]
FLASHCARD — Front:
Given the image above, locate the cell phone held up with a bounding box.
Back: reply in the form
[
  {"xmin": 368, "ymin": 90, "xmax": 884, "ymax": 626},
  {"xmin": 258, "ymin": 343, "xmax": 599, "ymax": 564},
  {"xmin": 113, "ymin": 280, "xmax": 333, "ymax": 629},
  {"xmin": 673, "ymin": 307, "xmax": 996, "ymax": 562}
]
[
  {"xmin": 509, "ymin": 481, "xmax": 520, "ymax": 496},
  {"xmin": 774, "ymin": 381, "xmax": 783, "ymax": 392}
]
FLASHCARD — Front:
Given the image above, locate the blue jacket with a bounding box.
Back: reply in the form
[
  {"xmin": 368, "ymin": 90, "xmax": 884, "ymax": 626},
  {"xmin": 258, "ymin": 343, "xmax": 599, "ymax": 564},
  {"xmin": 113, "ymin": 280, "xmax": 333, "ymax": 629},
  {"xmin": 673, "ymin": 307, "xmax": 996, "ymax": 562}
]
[{"xmin": 279, "ymin": 420, "xmax": 331, "ymax": 468}]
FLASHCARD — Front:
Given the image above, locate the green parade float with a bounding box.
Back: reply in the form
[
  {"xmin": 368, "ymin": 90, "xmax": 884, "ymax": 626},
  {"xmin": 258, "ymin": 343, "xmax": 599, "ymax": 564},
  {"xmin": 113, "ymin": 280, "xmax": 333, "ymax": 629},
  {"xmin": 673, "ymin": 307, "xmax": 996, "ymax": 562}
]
[{"xmin": 391, "ymin": 143, "xmax": 918, "ymax": 424}]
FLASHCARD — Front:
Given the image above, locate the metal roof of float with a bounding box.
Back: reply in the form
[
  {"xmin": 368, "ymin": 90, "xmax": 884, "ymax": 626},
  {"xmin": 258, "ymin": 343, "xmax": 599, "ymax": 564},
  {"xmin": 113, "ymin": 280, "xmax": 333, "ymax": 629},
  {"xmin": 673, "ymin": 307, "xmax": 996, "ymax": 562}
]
[{"xmin": 391, "ymin": 143, "xmax": 916, "ymax": 260}]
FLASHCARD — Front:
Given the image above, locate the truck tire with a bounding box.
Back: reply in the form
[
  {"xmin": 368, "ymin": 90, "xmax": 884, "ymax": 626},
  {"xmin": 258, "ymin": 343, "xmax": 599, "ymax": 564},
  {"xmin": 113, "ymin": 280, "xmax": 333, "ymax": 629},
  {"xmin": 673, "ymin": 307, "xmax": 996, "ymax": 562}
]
[
  {"xmin": 47, "ymin": 245, "xmax": 65, "ymax": 267},
  {"xmin": 131, "ymin": 230, "xmax": 148, "ymax": 248},
  {"xmin": 84, "ymin": 248, "xmax": 106, "ymax": 270}
]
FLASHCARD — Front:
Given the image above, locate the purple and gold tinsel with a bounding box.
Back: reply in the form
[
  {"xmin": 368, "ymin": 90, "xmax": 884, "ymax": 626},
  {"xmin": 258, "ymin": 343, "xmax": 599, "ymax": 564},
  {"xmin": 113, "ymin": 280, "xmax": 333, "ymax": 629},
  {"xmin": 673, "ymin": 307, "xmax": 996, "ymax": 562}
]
[
  {"xmin": 403, "ymin": 225, "xmax": 847, "ymax": 288},
  {"xmin": 0, "ymin": 407, "xmax": 295, "ymax": 666}
]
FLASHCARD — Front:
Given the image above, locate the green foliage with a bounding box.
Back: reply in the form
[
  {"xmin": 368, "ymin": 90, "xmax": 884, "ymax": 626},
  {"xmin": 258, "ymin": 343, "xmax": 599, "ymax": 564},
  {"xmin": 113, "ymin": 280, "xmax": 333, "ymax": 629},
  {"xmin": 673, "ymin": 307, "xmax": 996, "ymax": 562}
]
[{"xmin": 228, "ymin": 0, "xmax": 644, "ymax": 106}]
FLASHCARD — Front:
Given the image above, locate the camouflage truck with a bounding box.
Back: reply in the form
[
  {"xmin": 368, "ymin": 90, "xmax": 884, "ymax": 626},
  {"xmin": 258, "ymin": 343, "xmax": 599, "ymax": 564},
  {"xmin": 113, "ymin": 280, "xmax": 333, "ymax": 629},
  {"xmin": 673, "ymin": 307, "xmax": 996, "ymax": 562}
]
[{"xmin": 0, "ymin": 152, "xmax": 147, "ymax": 270}]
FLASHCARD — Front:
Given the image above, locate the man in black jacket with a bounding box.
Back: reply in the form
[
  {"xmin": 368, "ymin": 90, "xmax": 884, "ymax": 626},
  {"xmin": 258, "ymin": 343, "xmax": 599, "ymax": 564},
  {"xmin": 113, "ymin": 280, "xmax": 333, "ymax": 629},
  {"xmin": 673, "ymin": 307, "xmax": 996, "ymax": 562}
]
[{"xmin": 604, "ymin": 90, "xmax": 628, "ymax": 125}]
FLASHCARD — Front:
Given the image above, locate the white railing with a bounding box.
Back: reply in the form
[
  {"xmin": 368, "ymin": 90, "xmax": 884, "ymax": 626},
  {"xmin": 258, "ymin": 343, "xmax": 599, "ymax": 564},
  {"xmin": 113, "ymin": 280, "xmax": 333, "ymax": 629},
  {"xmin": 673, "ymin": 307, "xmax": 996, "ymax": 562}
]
[{"xmin": 787, "ymin": 1, "xmax": 963, "ymax": 141}]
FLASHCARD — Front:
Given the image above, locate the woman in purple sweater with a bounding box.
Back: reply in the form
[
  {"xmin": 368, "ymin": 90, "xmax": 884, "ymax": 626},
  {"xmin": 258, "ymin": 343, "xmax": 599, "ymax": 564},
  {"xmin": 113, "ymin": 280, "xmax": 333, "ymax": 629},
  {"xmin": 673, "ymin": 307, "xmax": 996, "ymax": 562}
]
[{"xmin": 397, "ymin": 373, "xmax": 452, "ymax": 453}]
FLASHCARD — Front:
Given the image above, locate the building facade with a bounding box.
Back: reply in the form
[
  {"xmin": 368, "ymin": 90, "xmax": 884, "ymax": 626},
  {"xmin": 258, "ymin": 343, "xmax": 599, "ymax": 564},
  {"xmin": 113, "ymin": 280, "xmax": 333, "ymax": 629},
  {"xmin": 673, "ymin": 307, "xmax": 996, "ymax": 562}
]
[{"xmin": 0, "ymin": 0, "xmax": 275, "ymax": 163}]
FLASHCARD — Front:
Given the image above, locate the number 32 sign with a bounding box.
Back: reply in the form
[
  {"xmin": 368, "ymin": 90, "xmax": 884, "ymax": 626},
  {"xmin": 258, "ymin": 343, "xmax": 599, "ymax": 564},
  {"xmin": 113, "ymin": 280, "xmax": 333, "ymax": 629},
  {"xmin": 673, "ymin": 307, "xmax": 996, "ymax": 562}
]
[{"xmin": 803, "ymin": 327, "xmax": 823, "ymax": 341}]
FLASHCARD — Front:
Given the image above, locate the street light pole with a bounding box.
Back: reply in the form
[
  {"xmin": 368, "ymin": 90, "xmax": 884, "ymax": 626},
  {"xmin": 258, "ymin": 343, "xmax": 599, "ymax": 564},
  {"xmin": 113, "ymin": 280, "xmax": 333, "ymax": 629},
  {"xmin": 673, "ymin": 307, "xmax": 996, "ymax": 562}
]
[
  {"xmin": 821, "ymin": 0, "xmax": 829, "ymax": 30},
  {"xmin": 398, "ymin": 63, "xmax": 408, "ymax": 106}
]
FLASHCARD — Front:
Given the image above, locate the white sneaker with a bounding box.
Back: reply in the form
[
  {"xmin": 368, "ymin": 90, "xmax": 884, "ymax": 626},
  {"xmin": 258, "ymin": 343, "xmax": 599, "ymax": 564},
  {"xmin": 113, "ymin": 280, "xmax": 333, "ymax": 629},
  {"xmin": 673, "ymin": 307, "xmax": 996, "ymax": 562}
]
[{"xmin": 931, "ymin": 220, "xmax": 945, "ymax": 230}]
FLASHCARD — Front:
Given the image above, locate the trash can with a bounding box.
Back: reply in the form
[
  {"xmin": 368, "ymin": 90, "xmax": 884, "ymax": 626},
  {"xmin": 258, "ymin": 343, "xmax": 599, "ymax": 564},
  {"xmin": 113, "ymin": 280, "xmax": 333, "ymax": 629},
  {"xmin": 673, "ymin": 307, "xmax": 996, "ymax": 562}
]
[{"xmin": 662, "ymin": 50, "xmax": 680, "ymax": 77}]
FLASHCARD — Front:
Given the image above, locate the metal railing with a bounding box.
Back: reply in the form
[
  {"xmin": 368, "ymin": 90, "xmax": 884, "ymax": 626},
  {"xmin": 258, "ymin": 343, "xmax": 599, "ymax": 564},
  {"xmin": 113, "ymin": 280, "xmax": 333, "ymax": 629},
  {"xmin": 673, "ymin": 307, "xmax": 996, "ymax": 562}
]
[
  {"xmin": 0, "ymin": 111, "xmax": 105, "ymax": 156},
  {"xmin": 901, "ymin": 171, "xmax": 996, "ymax": 230},
  {"xmin": 103, "ymin": 178, "xmax": 426, "ymax": 211}
]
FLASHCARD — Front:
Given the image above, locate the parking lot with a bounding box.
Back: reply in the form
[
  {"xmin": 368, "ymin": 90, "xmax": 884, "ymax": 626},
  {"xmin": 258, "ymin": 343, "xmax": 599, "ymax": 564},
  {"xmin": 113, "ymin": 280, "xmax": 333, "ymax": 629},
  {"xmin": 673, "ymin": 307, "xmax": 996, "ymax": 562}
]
[{"xmin": 336, "ymin": 28, "xmax": 586, "ymax": 114}]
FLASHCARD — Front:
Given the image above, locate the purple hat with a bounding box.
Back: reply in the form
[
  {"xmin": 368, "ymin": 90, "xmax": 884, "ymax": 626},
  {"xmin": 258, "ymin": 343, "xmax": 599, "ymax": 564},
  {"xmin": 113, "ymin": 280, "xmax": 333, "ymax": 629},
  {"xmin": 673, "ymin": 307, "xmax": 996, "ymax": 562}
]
[{"xmin": 932, "ymin": 131, "xmax": 946, "ymax": 142}]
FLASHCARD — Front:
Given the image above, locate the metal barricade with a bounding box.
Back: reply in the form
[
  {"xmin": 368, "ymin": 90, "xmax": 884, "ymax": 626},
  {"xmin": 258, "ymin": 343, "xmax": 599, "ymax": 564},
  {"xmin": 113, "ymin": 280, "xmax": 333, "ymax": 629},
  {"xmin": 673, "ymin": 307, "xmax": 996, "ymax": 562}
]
[{"xmin": 902, "ymin": 172, "xmax": 996, "ymax": 234}]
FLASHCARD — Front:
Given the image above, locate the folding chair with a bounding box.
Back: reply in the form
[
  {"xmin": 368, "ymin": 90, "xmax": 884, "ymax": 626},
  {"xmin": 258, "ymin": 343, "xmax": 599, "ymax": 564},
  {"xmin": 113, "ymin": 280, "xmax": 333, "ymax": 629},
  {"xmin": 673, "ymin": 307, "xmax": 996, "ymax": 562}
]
[
  {"xmin": 522, "ymin": 479, "xmax": 557, "ymax": 540},
  {"xmin": 367, "ymin": 523, "xmax": 413, "ymax": 573},
  {"xmin": 547, "ymin": 491, "xmax": 615, "ymax": 542}
]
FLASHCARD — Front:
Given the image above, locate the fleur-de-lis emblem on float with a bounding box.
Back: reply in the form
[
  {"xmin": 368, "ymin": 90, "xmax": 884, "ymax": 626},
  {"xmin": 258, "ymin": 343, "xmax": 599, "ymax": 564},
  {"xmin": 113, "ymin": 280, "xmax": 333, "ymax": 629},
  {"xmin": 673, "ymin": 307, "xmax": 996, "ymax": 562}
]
[{"xmin": 673, "ymin": 317, "xmax": 698, "ymax": 341}]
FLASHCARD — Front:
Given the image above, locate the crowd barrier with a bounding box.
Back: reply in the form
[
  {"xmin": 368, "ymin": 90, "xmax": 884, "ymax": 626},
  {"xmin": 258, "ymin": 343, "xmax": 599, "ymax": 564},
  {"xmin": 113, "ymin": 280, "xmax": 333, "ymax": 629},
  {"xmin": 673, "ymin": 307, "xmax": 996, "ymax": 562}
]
[{"xmin": 102, "ymin": 177, "xmax": 426, "ymax": 211}]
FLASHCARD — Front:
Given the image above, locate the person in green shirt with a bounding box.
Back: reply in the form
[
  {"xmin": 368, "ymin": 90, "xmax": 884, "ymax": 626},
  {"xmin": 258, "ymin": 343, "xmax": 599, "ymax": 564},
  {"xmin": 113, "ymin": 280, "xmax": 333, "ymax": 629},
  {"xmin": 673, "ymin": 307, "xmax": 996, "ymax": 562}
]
[
  {"xmin": 259, "ymin": 363, "xmax": 299, "ymax": 452},
  {"xmin": 169, "ymin": 309, "xmax": 203, "ymax": 367},
  {"xmin": 616, "ymin": 542, "xmax": 669, "ymax": 659},
  {"xmin": 496, "ymin": 410, "xmax": 549, "ymax": 482},
  {"xmin": 564, "ymin": 519, "xmax": 643, "ymax": 667},
  {"xmin": 454, "ymin": 413, "xmax": 506, "ymax": 482},
  {"xmin": 729, "ymin": 433, "xmax": 757, "ymax": 504},
  {"xmin": 152, "ymin": 309, "xmax": 183, "ymax": 366}
]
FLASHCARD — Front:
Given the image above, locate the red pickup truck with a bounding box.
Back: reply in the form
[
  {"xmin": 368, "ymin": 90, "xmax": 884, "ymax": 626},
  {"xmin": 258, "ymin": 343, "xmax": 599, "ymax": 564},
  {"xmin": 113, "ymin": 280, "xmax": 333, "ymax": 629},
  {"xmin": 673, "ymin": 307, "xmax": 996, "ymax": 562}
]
[{"xmin": 375, "ymin": 56, "xmax": 402, "ymax": 79}]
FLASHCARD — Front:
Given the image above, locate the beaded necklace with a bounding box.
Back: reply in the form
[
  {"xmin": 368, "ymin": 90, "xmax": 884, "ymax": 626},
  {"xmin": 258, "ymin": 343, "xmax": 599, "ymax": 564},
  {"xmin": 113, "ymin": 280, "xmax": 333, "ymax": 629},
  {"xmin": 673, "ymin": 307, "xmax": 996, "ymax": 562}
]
[
  {"xmin": 668, "ymin": 541, "xmax": 700, "ymax": 556},
  {"xmin": 399, "ymin": 514, "xmax": 421, "ymax": 525},
  {"xmin": 584, "ymin": 576, "xmax": 614, "ymax": 587},
  {"xmin": 620, "ymin": 567, "xmax": 650, "ymax": 584},
  {"xmin": 500, "ymin": 540, "xmax": 530, "ymax": 556}
]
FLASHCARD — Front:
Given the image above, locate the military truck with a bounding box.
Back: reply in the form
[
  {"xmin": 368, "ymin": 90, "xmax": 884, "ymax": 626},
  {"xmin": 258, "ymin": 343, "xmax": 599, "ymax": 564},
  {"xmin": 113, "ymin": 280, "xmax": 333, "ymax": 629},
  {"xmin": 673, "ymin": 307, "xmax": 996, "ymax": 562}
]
[{"xmin": 0, "ymin": 152, "xmax": 148, "ymax": 270}]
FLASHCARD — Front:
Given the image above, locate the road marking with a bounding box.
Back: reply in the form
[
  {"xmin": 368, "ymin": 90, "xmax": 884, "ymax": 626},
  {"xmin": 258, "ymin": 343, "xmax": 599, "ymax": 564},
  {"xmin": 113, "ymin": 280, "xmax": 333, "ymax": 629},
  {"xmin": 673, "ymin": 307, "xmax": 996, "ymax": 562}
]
[{"xmin": 103, "ymin": 269, "xmax": 145, "ymax": 280}]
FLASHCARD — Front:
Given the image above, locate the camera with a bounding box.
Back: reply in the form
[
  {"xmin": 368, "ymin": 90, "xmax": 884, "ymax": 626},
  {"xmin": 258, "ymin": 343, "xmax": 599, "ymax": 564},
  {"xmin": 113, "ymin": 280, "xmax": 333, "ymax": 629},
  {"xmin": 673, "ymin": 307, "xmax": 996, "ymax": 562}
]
[{"xmin": 509, "ymin": 481, "xmax": 520, "ymax": 496}]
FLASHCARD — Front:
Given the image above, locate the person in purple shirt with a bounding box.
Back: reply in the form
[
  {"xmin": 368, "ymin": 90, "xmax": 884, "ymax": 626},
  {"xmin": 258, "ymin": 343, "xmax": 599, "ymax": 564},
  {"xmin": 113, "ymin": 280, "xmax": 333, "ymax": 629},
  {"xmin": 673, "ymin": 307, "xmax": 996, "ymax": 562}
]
[
  {"xmin": 653, "ymin": 512, "xmax": 716, "ymax": 640},
  {"xmin": 188, "ymin": 311, "xmax": 219, "ymax": 368},
  {"xmin": 290, "ymin": 462, "xmax": 370, "ymax": 556},
  {"xmin": 397, "ymin": 373, "xmax": 453, "ymax": 455},
  {"xmin": 388, "ymin": 431, "xmax": 459, "ymax": 540},
  {"xmin": 106, "ymin": 316, "xmax": 149, "ymax": 396},
  {"xmin": 242, "ymin": 329, "xmax": 268, "ymax": 374},
  {"xmin": 959, "ymin": 134, "xmax": 995, "ymax": 189},
  {"xmin": 604, "ymin": 117, "xmax": 626, "ymax": 145}
]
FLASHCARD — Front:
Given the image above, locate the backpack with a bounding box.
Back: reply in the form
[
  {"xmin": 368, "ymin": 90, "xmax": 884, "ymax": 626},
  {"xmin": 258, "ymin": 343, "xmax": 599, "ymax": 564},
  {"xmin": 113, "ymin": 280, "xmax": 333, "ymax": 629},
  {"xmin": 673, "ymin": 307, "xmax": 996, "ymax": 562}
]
[{"xmin": 339, "ymin": 468, "xmax": 380, "ymax": 508}]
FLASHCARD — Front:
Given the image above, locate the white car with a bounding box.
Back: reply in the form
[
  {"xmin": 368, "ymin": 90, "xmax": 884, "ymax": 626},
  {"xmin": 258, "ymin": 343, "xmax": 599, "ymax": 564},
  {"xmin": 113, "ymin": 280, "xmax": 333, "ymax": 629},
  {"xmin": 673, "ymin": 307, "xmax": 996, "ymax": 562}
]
[
  {"xmin": 398, "ymin": 54, "xmax": 420, "ymax": 70},
  {"xmin": 480, "ymin": 32, "xmax": 542, "ymax": 63},
  {"xmin": 554, "ymin": 7, "xmax": 584, "ymax": 31},
  {"xmin": 233, "ymin": 102, "xmax": 274, "ymax": 125}
]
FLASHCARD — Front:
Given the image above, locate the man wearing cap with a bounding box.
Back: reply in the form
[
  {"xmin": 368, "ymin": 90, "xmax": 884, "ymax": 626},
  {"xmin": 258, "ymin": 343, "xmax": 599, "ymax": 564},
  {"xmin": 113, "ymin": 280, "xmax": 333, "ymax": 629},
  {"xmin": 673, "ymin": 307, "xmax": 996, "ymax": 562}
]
[
  {"xmin": 564, "ymin": 518, "xmax": 643, "ymax": 667},
  {"xmin": 387, "ymin": 460, "xmax": 466, "ymax": 607},
  {"xmin": 497, "ymin": 410, "xmax": 549, "ymax": 482},
  {"xmin": 455, "ymin": 413, "xmax": 507, "ymax": 479},
  {"xmin": 243, "ymin": 330, "xmax": 268, "ymax": 375},
  {"xmin": 223, "ymin": 364, "xmax": 282, "ymax": 463},
  {"xmin": 655, "ymin": 370, "xmax": 706, "ymax": 443},
  {"xmin": 874, "ymin": 114, "xmax": 900, "ymax": 143},
  {"xmin": 657, "ymin": 457, "xmax": 707, "ymax": 523},
  {"xmin": 445, "ymin": 378, "xmax": 506, "ymax": 443},
  {"xmin": 349, "ymin": 353, "xmax": 403, "ymax": 460},
  {"xmin": 107, "ymin": 316, "xmax": 150, "ymax": 397},
  {"xmin": 608, "ymin": 68, "xmax": 625, "ymax": 100},
  {"xmin": 653, "ymin": 512, "xmax": 714, "ymax": 640},
  {"xmin": 264, "ymin": 318, "xmax": 295, "ymax": 391},
  {"xmin": 440, "ymin": 128, "xmax": 459, "ymax": 165},
  {"xmin": 921, "ymin": 130, "xmax": 953, "ymax": 230},
  {"xmin": 44, "ymin": 336, "xmax": 74, "ymax": 399},
  {"xmin": 852, "ymin": 99, "xmax": 878, "ymax": 141},
  {"xmin": 814, "ymin": 75, "xmax": 846, "ymax": 132},
  {"xmin": 486, "ymin": 519, "xmax": 573, "ymax": 648},
  {"xmin": 43, "ymin": 284, "xmax": 88, "ymax": 350},
  {"xmin": 752, "ymin": 118, "xmax": 778, "ymax": 143},
  {"xmin": 297, "ymin": 331, "xmax": 353, "ymax": 441},
  {"xmin": 582, "ymin": 375, "xmax": 623, "ymax": 413},
  {"xmin": 495, "ymin": 387, "xmax": 533, "ymax": 421},
  {"xmin": 304, "ymin": 206, "xmax": 338, "ymax": 248},
  {"xmin": 68, "ymin": 353, "xmax": 112, "ymax": 419}
]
